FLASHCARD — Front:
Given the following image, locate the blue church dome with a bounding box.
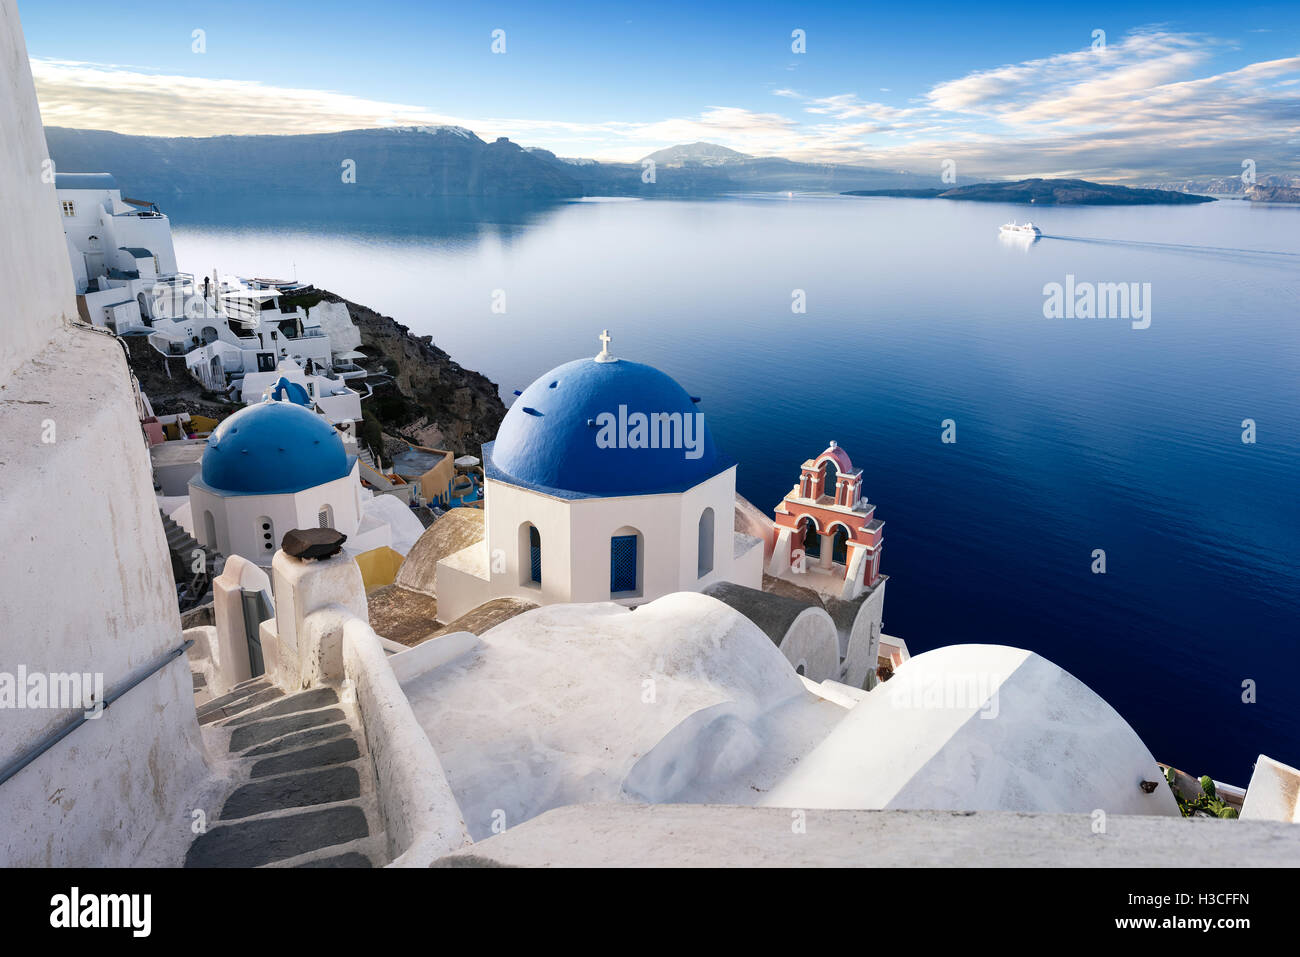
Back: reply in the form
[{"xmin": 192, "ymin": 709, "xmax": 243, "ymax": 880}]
[
  {"xmin": 201, "ymin": 400, "xmax": 352, "ymax": 495},
  {"xmin": 487, "ymin": 352, "xmax": 731, "ymax": 497}
]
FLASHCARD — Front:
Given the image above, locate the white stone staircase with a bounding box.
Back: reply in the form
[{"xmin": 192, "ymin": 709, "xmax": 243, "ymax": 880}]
[{"xmin": 185, "ymin": 677, "xmax": 387, "ymax": 867}]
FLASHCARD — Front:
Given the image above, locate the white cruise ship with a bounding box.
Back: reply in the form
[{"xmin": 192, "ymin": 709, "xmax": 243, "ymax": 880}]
[{"xmin": 999, "ymin": 220, "xmax": 1042, "ymax": 237}]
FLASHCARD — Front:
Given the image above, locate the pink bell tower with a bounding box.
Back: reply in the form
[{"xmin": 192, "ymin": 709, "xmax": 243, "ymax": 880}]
[{"xmin": 769, "ymin": 441, "xmax": 884, "ymax": 599}]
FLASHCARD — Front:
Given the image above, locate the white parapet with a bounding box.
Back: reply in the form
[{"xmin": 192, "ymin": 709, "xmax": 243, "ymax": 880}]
[{"xmin": 1240, "ymin": 754, "xmax": 1300, "ymax": 823}]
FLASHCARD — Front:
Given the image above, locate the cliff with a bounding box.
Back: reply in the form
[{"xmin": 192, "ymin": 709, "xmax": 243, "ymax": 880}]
[
  {"xmin": 45, "ymin": 126, "xmax": 583, "ymax": 200},
  {"xmin": 1245, "ymin": 184, "xmax": 1300, "ymax": 203},
  {"xmin": 304, "ymin": 290, "xmax": 507, "ymax": 455}
]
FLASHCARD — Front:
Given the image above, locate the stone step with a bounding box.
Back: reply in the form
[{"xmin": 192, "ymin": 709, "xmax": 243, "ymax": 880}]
[
  {"xmin": 249, "ymin": 738, "xmax": 361, "ymax": 779},
  {"xmin": 229, "ymin": 708, "xmax": 346, "ymax": 752},
  {"xmin": 198, "ymin": 686, "xmax": 284, "ymax": 725},
  {"xmin": 222, "ymin": 687, "xmax": 339, "ymax": 728},
  {"xmin": 194, "ymin": 678, "xmax": 274, "ymax": 718},
  {"xmin": 241, "ymin": 721, "xmax": 352, "ymax": 757},
  {"xmin": 220, "ymin": 766, "xmax": 361, "ymax": 821},
  {"xmin": 185, "ymin": 805, "xmax": 370, "ymax": 868},
  {"xmin": 296, "ymin": 851, "xmax": 373, "ymax": 868}
]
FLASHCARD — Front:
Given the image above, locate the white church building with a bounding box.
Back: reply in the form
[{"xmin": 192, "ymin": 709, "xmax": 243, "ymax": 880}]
[
  {"xmin": 434, "ymin": 333, "xmax": 764, "ymax": 622},
  {"xmin": 188, "ymin": 391, "xmax": 365, "ymax": 565}
]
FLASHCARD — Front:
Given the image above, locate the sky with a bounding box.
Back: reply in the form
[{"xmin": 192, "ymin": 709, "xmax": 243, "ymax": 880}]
[{"xmin": 16, "ymin": 0, "xmax": 1300, "ymax": 180}]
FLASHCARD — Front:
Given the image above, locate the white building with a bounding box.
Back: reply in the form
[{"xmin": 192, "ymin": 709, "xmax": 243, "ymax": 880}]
[
  {"xmin": 55, "ymin": 172, "xmax": 359, "ymax": 396},
  {"xmin": 145, "ymin": 277, "xmax": 346, "ymax": 392},
  {"xmin": 56, "ymin": 171, "xmax": 180, "ymax": 333},
  {"xmin": 57, "ymin": 172, "xmax": 178, "ymax": 291},
  {"xmin": 241, "ymin": 358, "xmax": 364, "ymax": 428},
  {"xmin": 434, "ymin": 334, "xmax": 764, "ymax": 622}
]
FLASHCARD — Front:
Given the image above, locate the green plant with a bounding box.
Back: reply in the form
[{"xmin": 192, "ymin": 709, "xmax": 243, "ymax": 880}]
[{"xmin": 1166, "ymin": 768, "xmax": 1238, "ymax": 819}]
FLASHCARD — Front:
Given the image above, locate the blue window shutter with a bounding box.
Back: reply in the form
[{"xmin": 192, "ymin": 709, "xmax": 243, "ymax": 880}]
[
  {"xmin": 529, "ymin": 526, "xmax": 542, "ymax": 584},
  {"xmin": 610, "ymin": 534, "xmax": 637, "ymax": 593}
]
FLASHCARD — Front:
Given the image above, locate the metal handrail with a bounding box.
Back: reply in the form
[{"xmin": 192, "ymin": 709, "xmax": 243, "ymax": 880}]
[{"xmin": 0, "ymin": 639, "xmax": 194, "ymax": 788}]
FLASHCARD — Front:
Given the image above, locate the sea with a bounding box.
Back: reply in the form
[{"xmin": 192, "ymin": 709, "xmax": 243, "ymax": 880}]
[{"xmin": 168, "ymin": 190, "xmax": 1300, "ymax": 785}]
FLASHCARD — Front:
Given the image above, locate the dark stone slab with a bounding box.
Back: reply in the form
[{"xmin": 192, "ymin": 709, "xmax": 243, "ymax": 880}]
[
  {"xmin": 220, "ymin": 766, "xmax": 361, "ymax": 820},
  {"xmin": 282, "ymin": 527, "xmax": 347, "ymax": 560},
  {"xmin": 296, "ymin": 852, "xmax": 372, "ymax": 868},
  {"xmin": 222, "ymin": 687, "xmax": 339, "ymax": 727},
  {"xmin": 243, "ymin": 722, "xmax": 351, "ymax": 757},
  {"xmin": 192, "ymin": 672, "xmax": 206, "ymax": 690},
  {"xmin": 199, "ymin": 686, "xmax": 283, "ymax": 725},
  {"xmin": 229, "ymin": 708, "xmax": 344, "ymax": 752},
  {"xmin": 431, "ymin": 853, "xmax": 516, "ymax": 868},
  {"xmin": 185, "ymin": 806, "xmax": 369, "ymax": 868},
  {"xmin": 195, "ymin": 679, "xmax": 273, "ymax": 719},
  {"xmin": 250, "ymin": 738, "xmax": 361, "ymax": 778}
]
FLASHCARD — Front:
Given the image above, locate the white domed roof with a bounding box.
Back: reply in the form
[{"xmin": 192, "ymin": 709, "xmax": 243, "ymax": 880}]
[{"xmin": 763, "ymin": 644, "xmax": 1181, "ymax": 816}]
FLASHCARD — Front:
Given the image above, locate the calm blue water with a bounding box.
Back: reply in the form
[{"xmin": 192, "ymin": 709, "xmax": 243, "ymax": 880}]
[{"xmin": 170, "ymin": 192, "xmax": 1300, "ymax": 784}]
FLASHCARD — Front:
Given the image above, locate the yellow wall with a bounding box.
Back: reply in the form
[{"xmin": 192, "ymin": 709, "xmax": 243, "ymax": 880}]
[{"xmin": 355, "ymin": 545, "xmax": 405, "ymax": 591}]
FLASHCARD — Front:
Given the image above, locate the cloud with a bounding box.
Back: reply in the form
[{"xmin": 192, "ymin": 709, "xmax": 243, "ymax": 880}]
[
  {"xmin": 30, "ymin": 29, "xmax": 1300, "ymax": 180},
  {"xmin": 31, "ymin": 59, "xmax": 466, "ymax": 135},
  {"xmin": 781, "ymin": 30, "xmax": 1300, "ymax": 178}
]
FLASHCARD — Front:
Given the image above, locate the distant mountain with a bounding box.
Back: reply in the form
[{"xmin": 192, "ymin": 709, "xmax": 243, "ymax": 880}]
[
  {"xmin": 45, "ymin": 126, "xmax": 585, "ymax": 199},
  {"xmin": 44, "ymin": 127, "xmax": 949, "ymax": 200},
  {"xmin": 527, "ymin": 146, "xmax": 945, "ymax": 195},
  {"xmin": 1140, "ymin": 174, "xmax": 1300, "ymax": 198},
  {"xmin": 845, "ymin": 178, "xmax": 1214, "ymax": 206},
  {"xmin": 1245, "ymin": 183, "xmax": 1300, "ymax": 203},
  {"xmin": 641, "ymin": 142, "xmax": 752, "ymax": 167}
]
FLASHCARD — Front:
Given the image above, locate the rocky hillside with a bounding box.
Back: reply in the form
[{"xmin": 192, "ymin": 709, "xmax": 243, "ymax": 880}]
[
  {"xmin": 1245, "ymin": 184, "xmax": 1300, "ymax": 203},
  {"xmin": 123, "ymin": 334, "xmax": 240, "ymax": 420},
  {"xmin": 301, "ymin": 290, "xmax": 507, "ymax": 456},
  {"xmin": 938, "ymin": 178, "xmax": 1214, "ymax": 205},
  {"xmin": 848, "ymin": 178, "xmax": 1214, "ymax": 205},
  {"xmin": 46, "ymin": 126, "xmax": 583, "ymax": 199},
  {"xmin": 127, "ymin": 292, "xmax": 506, "ymax": 457}
]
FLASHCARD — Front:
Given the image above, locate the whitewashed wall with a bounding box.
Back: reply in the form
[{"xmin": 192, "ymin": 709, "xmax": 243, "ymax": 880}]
[
  {"xmin": 0, "ymin": 2, "xmax": 211, "ymax": 865},
  {"xmin": 190, "ymin": 463, "xmax": 363, "ymax": 566},
  {"xmin": 0, "ymin": 0, "xmax": 77, "ymax": 378},
  {"xmin": 437, "ymin": 466, "xmax": 753, "ymax": 623}
]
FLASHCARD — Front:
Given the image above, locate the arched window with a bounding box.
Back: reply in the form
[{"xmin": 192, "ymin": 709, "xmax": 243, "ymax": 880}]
[
  {"xmin": 610, "ymin": 526, "xmax": 642, "ymax": 596},
  {"xmin": 257, "ymin": 516, "xmax": 275, "ymax": 553},
  {"xmin": 822, "ymin": 461, "xmax": 839, "ymax": 503},
  {"xmin": 828, "ymin": 523, "xmax": 851, "ymax": 565},
  {"xmin": 697, "ymin": 507, "xmax": 715, "ymax": 578},
  {"xmin": 203, "ymin": 510, "xmax": 217, "ymax": 549},
  {"xmin": 318, "ymin": 505, "xmax": 334, "ymax": 529},
  {"xmin": 800, "ymin": 515, "xmax": 821, "ymax": 558},
  {"xmin": 523, "ymin": 523, "xmax": 541, "ymax": 585}
]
